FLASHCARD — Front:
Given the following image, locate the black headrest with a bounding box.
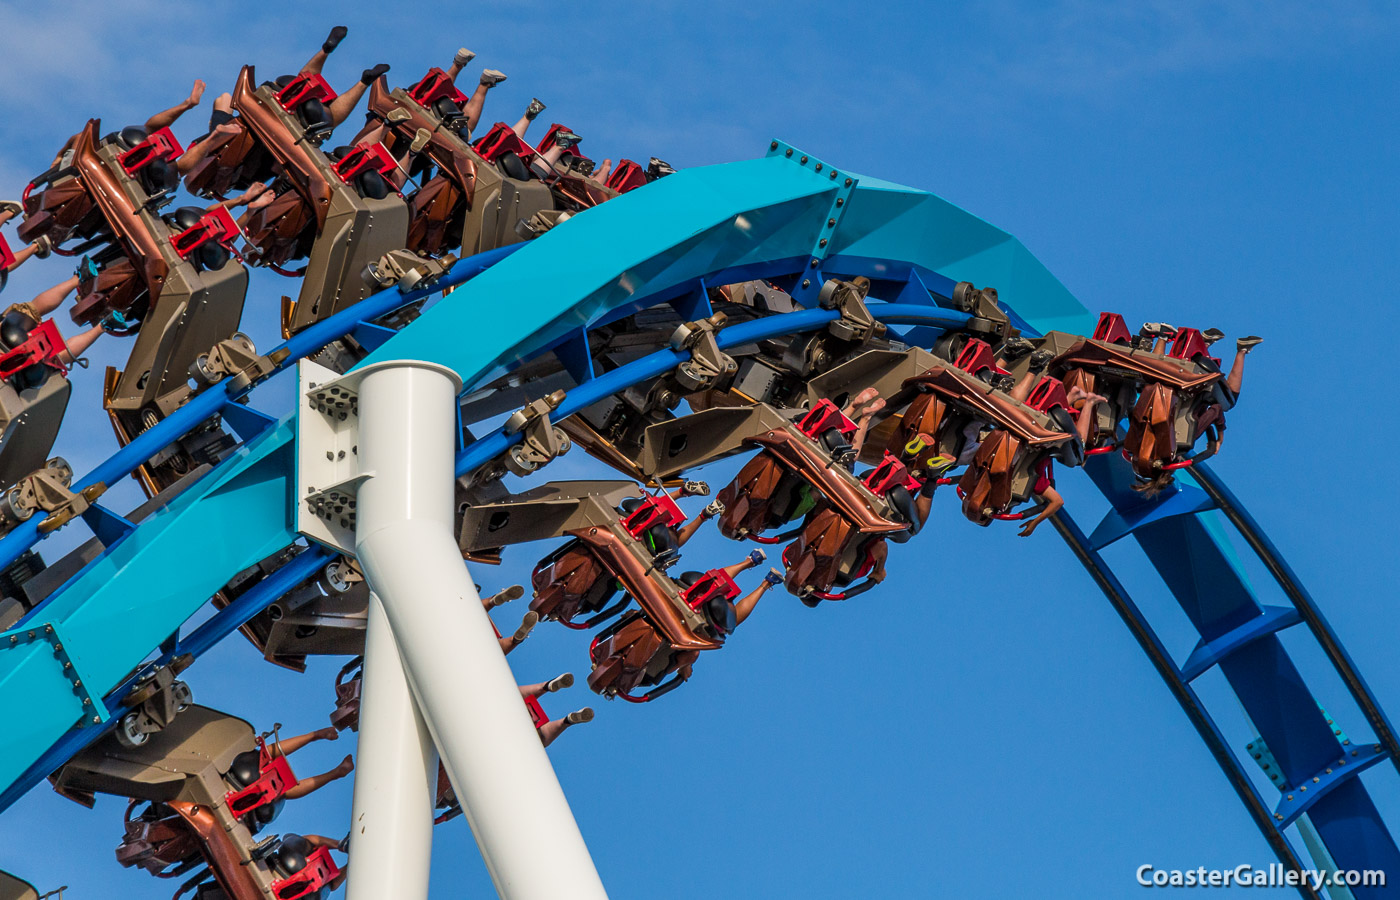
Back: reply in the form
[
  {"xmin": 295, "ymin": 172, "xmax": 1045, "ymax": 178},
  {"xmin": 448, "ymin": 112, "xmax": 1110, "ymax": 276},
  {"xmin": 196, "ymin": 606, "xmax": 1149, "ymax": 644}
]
[
  {"xmin": 298, "ymin": 99, "xmax": 334, "ymax": 139},
  {"xmin": 117, "ymin": 126, "xmax": 149, "ymax": 149},
  {"xmin": 253, "ymin": 797, "xmax": 284, "ymax": 826},
  {"xmin": 195, "ymin": 241, "xmax": 231, "ymax": 272},
  {"xmin": 141, "ymin": 158, "xmax": 179, "ymax": 195},
  {"xmin": 678, "ymin": 571, "xmax": 703, "ymax": 588},
  {"xmin": 356, "ymin": 168, "xmax": 390, "ymax": 200},
  {"xmin": 168, "ymin": 206, "xmax": 204, "ymax": 231},
  {"xmin": 226, "ymin": 748, "xmax": 261, "ymax": 788},
  {"xmin": 0, "ymin": 311, "xmax": 35, "ymax": 350},
  {"xmin": 706, "ymin": 595, "xmax": 736, "ymax": 634},
  {"xmin": 433, "ymin": 96, "xmax": 465, "ymax": 123},
  {"xmin": 498, "ymin": 151, "xmax": 531, "ymax": 182},
  {"xmin": 618, "ymin": 497, "xmax": 644, "ymax": 515},
  {"xmin": 276, "ymin": 832, "xmax": 310, "ymax": 875}
]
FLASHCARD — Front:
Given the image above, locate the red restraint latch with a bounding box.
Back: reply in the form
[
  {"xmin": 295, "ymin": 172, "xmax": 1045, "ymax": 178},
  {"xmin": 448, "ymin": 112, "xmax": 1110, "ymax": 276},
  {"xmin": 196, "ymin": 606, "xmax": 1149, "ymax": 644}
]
[
  {"xmin": 1026, "ymin": 376, "xmax": 1070, "ymax": 415},
  {"xmin": 534, "ymin": 123, "xmax": 581, "ymax": 158},
  {"xmin": 953, "ymin": 338, "xmax": 1008, "ymax": 378},
  {"xmin": 117, "ymin": 127, "xmax": 184, "ymax": 176},
  {"xmin": 606, "ymin": 159, "xmax": 648, "ymax": 193},
  {"xmin": 1168, "ymin": 327, "xmax": 1219, "ymax": 365},
  {"xmin": 680, "ymin": 568, "xmax": 740, "ymax": 612},
  {"xmin": 170, "ymin": 206, "xmax": 242, "ymax": 260},
  {"xmin": 224, "ymin": 741, "xmax": 297, "ymax": 819},
  {"xmin": 407, "ymin": 67, "xmax": 469, "ymax": 108},
  {"xmin": 0, "ymin": 319, "xmax": 68, "ymax": 379},
  {"xmin": 472, "ymin": 122, "xmax": 537, "ymax": 163},
  {"xmin": 269, "ymin": 846, "xmax": 342, "ymax": 900},
  {"xmin": 796, "ymin": 398, "xmax": 857, "ymax": 441},
  {"xmin": 275, "ymin": 73, "xmax": 338, "ymax": 111},
  {"xmin": 333, "ymin": 142, "xmax": 398, "ymax": 184},
  {"xmin": 1093, "ymin": 311, "xmax": 1133, "ymax": 345},
  {"xmin": 621, "ymin": 492, "xmax": 685, "ymax": 539}
]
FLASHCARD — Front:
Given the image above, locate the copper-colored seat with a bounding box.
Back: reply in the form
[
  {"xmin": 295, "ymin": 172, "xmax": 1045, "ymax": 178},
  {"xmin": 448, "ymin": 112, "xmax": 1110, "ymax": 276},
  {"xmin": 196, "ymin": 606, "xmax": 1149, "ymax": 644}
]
[
  {"xmin": 587, "ymin": 610, "xmax": 700, "ymax": 701},
  {"xmin": 780, "ymin": 506, "xmax": 888, "ymax": 602}
]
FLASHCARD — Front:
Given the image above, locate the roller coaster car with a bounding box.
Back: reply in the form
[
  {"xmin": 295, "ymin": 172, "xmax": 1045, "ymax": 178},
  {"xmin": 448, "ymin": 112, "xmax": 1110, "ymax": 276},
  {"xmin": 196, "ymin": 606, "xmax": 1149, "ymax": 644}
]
[
  {"xmin": 25, "ymin": 120, "xmax": 251, "ymax": 496},
  {"xmin": 214, "ymin": 551, "xmax": 368, "ymax": 672},
  {"xmin": 1041, "ymin": 312, "xmax": 1231, "ymax": 475},
  {"xmin": 456, "ymin": 480, "xmax": 722, "ymax": 650},
  {"xmin": 366, "ymin": 71, "xmax": 611, "ymax": 257},
  {"xmin": 53, "ymin": 706, "xmax": 295, "ymax": 900},
  {"xmin": 229, "ymin": 66, "xmax": 410, "ymax": 334},
  {"xmin": 0, "ymin": 313, "xmax": 71, "ymax": 492},
  {"xmin": 659, "ymin": 401, "xmax": 909, "ymax": 541},
  {"xmin": 587, "ymin": 569, "xmax": 741, "ymax": 701},
  {"xmin": 779, "ymin": 453, "xmax": 922, "ymax": 602}
]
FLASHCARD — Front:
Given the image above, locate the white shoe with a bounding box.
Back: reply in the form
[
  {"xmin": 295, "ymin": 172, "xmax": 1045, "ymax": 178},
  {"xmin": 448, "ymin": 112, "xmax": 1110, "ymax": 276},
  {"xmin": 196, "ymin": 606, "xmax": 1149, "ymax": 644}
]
[
  {"xmin": 480, "ymin": 69, "xmax": 507, "ymax": 87},
  {"xmin": 454, "ymin": 48, "xmax": 476, "ymax": 69}
]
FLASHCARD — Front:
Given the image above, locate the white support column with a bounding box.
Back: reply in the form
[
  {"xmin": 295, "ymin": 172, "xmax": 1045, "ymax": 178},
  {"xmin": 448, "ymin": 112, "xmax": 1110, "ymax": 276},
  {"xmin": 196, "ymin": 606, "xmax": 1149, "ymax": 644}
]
[
  {"xmin": 352, "ymin": 360, "xmax": 608, "ymax": 900},
  {"xmin": 345, "ymin": 591, "xmax": 438, "ymax": 900}
]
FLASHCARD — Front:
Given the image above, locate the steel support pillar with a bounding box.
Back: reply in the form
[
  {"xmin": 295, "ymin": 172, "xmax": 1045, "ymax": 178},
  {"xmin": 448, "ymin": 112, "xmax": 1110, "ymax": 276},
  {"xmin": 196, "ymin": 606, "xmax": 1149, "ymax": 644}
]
[
  {"xmin": 345, "ymin": 591, "xmax": 437, "ymax": 900},
  {"xmin": 352, "ymin": 360, "xmax": 607, "ymax": 900}
]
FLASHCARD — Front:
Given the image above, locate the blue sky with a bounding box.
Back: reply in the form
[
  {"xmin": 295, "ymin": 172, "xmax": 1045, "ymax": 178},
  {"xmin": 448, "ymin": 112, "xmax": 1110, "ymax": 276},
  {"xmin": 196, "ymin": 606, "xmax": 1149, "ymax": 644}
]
[{"xmin": 1, "ymin": 1, "xmax": 1398, "ymax": 897}]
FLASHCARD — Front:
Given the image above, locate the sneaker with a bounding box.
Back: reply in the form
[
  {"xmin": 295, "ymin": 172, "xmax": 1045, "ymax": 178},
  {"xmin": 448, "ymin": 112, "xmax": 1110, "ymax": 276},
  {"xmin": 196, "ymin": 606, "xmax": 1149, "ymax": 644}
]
[
  {"xmin": 32, "ymin": 235, "xmax": 53, "ymax": 259},
  {"xmin": 682, "ymin": 480, "xmax": 710, "ymax": 496},
  {"xmin": 1140, "ymin": 321, "xmax": 1177, "ymax": 338},
  {"xmin": 525, "ymin": 98, "xmax": 546, "ymax": 120},
  {"xmin": 361, "ymin": 63, "xmax": 390, "ymax": 86},
  {"xmin": 1236, "ymin": 335, "xmax": 1263, "ymax": 352},
  {"xmin": 703, "ymin": 499, "xmax": 726, "ymax": 518},
  {"xmin": 0, "ymin": 199, "xmax": 21, "ymax": 219},
  {"xmin": 480, "ymin": 69, "xmax": 507, "ymax": 87},
  {"xmin": 647, "ymin": 157, "xmax": 675, "ymax": 178},
  {"xmin": 764, "ymin": 567, "xmax": 784, "ymax": 587},
  {"xmin": 1028, "ymin": 348, "xmax": 1054, "ymax": 371},
  {"xmin": 454, "ymin": 48, "xmax": 476, "ymax": 69},
  {"xmin": 1201, "ymin": 327, "xmax": 1224, "ymax": 345},
  {"xmin": 564, "ymin": 708, "xmax": 594, "ymax": 725},
  {"xmin": 552, "ymin": 129, "xmax": 581, "ymax": 150},
  {"xmin": 545, "ymin": 673, "xmax": 574, "ymax": 693},
  {"xmin": 1000, "ymin": 337, "xmax": 1034, "ymax": 359},
  {"xmin": 512, "ymin": 611, "xmax": 539, "ymax": 642},
  {"xmin": 748, "ymin": 548, "xmax": 766, "ymax": 566}
]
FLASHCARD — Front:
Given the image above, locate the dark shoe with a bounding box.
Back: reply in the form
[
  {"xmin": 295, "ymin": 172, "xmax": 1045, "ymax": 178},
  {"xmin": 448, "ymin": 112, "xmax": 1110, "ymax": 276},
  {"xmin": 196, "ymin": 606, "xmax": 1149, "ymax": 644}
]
[
  {"xmin": 361, "ymin": 64, "xmax": 390, "ymax": 85},
  {"xmin": 764, "ymin": 568, "xmax": 784, "ymax": 587},
  {"xmin": 1000, "ymin": 337, "xmax": 1034, "ymax": 360},
  {"xmin": 1236, "ymin": 335, "xmax": 1263, "ymax": 352},
  {"xmin": 1201, "ymin": 327, "xmax": 1224, "ymax": 344},
  {"xmin": 552, "ymin": 130, "xmax": 581, "ymax": 150},
  {"xmin": 748, "ymin": 549, "xmax": 767, "ymax": 566},
  {"xmin": 323, "ymin": 26, "xmax": 348, "ymax": 54},
  {"xmin": 525, "ymin": 98, "xmax": 546, "ymax": 120},
  {"xmin": 647, "ymin": 158, "xmax": 675, "ymax": 178},
  {"xmin": 1028, "ymin": 348, "xmax": 1054, "ymax": 372}
]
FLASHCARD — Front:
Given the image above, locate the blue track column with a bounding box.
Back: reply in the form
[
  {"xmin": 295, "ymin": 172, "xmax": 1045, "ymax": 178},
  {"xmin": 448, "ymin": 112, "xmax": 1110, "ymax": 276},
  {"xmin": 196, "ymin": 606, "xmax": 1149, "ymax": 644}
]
[{"xmin": 1082, "ymin": 453, "xmax": 1400, "ymax": 893}]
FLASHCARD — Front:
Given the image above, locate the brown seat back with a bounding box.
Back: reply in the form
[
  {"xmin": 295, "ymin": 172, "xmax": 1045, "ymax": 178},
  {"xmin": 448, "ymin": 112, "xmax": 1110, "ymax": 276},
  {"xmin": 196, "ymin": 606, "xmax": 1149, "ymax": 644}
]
[
  {"xmin": 782, "ymin": 506, "xmax": 860, "ymax": 596},
  {"xmin": 530, "ymin": 542, "xmax": 609, "ymax": 622},
  {"xmin": 1124, "ymin": 382, "xmax": 1178, "ymax": 477},
  {"xmin": 959, "ymin": 429, "xmax": 1021, "ymax": 525},
  {"xmin": 716, "ymin": 451, "xmax": 794, "ymax": 539},
  {"xmin": 406, "ymin": 174, "xmax": 464, "ymax": 256},
  {"xmin": 587, "ymin": 613, "xmax": 678, "ymax": 697},
  {"xmin": 894, "ymin": 390, "xmax": 955, "ymax": 473},
  {"xmin": 242, "ymin": 191, "xmax": 315, "ymax": 266}
]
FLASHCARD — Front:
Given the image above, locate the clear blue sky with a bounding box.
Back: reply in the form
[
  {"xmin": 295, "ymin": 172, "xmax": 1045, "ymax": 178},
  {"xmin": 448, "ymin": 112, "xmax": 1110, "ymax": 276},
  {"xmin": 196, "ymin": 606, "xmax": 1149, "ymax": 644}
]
[{"xmin": 0, "ymin": 1, "xmax": 1397, "ymax": 897}]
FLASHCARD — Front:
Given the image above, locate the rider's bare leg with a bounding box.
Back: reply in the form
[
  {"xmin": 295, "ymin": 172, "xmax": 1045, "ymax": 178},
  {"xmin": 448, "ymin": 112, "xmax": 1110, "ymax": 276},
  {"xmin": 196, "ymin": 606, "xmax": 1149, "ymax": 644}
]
[
  {"xmin": 1226, "ymin": 337, "xmax": 1261, "ymax": 395},
  {"xmin": 144, "ymin": 80, "xmax": 204, "ymax": 133},
  {"xmin": 283, "ymin": 754, "xmax": 354, "ymax": 800},
  {"xmin": 1018, "ymin": 485, "xmax": 1064, "ymax": 538},
  {"xmin": 537, "ymin": 708, "xmax": 593, "ymax": 747},
  {"xmin": 272, "ymin": 727, "xmax": 340, "ymax": 758},
  {"xmin": 31, "ymin": 275, "xmax": 80, "ymax": 317},
  {"xmin": 302, "ymin": 26, "xmax": 348, "ymax": 76},
  {"xmin": 58, "ymin": 324, "xmax": 103, "ymax": 363}
]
